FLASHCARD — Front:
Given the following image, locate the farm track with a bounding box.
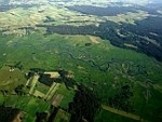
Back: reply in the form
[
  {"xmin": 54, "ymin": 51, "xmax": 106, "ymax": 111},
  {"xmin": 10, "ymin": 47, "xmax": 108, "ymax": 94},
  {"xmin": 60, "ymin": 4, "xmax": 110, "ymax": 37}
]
[{"xmin": 102, "ymin": 104, "xmax": 146, "ymax": 122}]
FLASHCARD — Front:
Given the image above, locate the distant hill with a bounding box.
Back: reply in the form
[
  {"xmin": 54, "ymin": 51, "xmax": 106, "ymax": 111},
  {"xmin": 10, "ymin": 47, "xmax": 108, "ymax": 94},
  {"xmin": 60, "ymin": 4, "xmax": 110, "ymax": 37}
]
[{"xmin": 0, "ymin": 0, "xmax": 48, "ymax": 5}]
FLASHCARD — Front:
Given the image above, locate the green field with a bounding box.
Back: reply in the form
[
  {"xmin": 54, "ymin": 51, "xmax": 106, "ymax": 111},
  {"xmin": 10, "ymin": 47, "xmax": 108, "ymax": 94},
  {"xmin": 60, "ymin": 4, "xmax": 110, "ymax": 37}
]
[
  {"xmin": 0, "ymin": 31, "xmax": 162, "ymax": 121},
  {"xmin": 55, "ymin": 84, "xmax": 75, "ymax": 109},
  {"xmin": 0, "ymin": 66, "xmax": 26, "ymax": 92}
]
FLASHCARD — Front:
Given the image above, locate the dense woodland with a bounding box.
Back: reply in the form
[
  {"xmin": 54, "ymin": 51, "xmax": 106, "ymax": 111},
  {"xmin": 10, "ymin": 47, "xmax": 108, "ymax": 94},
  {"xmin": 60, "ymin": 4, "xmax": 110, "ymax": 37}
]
[
  {"xmin": 67, "ymin": 5, "xmax": 138, "ymax": 16},
  {"xmin": 67, "ymin": 4, "xmax": 162, "ymax": 16}
]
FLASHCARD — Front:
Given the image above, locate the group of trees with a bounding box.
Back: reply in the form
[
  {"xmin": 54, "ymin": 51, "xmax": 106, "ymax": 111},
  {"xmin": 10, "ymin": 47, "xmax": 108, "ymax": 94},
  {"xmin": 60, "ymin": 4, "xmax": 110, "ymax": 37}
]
[
  {"xmin": 14, "ymin": 84, "xmax": 27, "ymax": 95},
  {"xmin": 108, "ymin": 84, "xmax": 134, "ymax": 112},
  {"xmin": 69, "ymin": 84, "xmax": 100, "ymax": 122}
]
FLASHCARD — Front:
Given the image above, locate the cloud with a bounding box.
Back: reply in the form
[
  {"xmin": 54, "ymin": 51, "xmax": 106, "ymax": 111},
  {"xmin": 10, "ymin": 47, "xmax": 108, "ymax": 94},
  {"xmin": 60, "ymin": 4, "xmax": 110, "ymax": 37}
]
[
  {"xmin": 113, "ymin": 0, "xmax": 149, "ymax": 4},
  {"xmin": 110, "ymin": 0, "xmax": 162, "ymax": 4}
]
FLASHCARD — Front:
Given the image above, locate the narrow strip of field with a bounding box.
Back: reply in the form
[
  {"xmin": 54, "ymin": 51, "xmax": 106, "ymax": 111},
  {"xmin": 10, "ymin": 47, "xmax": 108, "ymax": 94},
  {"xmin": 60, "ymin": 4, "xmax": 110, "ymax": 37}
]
[
  {"xmin": 29, "ymin": 74, "xmax": 39, "ymax": 94},
  {"xmin": 101, "ymin": 104, "xmax": 145, "ymax": 121}
]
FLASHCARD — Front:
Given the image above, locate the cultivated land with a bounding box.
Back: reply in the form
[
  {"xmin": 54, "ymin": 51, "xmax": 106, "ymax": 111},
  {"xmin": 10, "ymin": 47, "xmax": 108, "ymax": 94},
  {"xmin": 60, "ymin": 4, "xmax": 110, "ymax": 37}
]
[{"xmin": 0, "ymin": 1, "xmax": 162, "ymax": 122}]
